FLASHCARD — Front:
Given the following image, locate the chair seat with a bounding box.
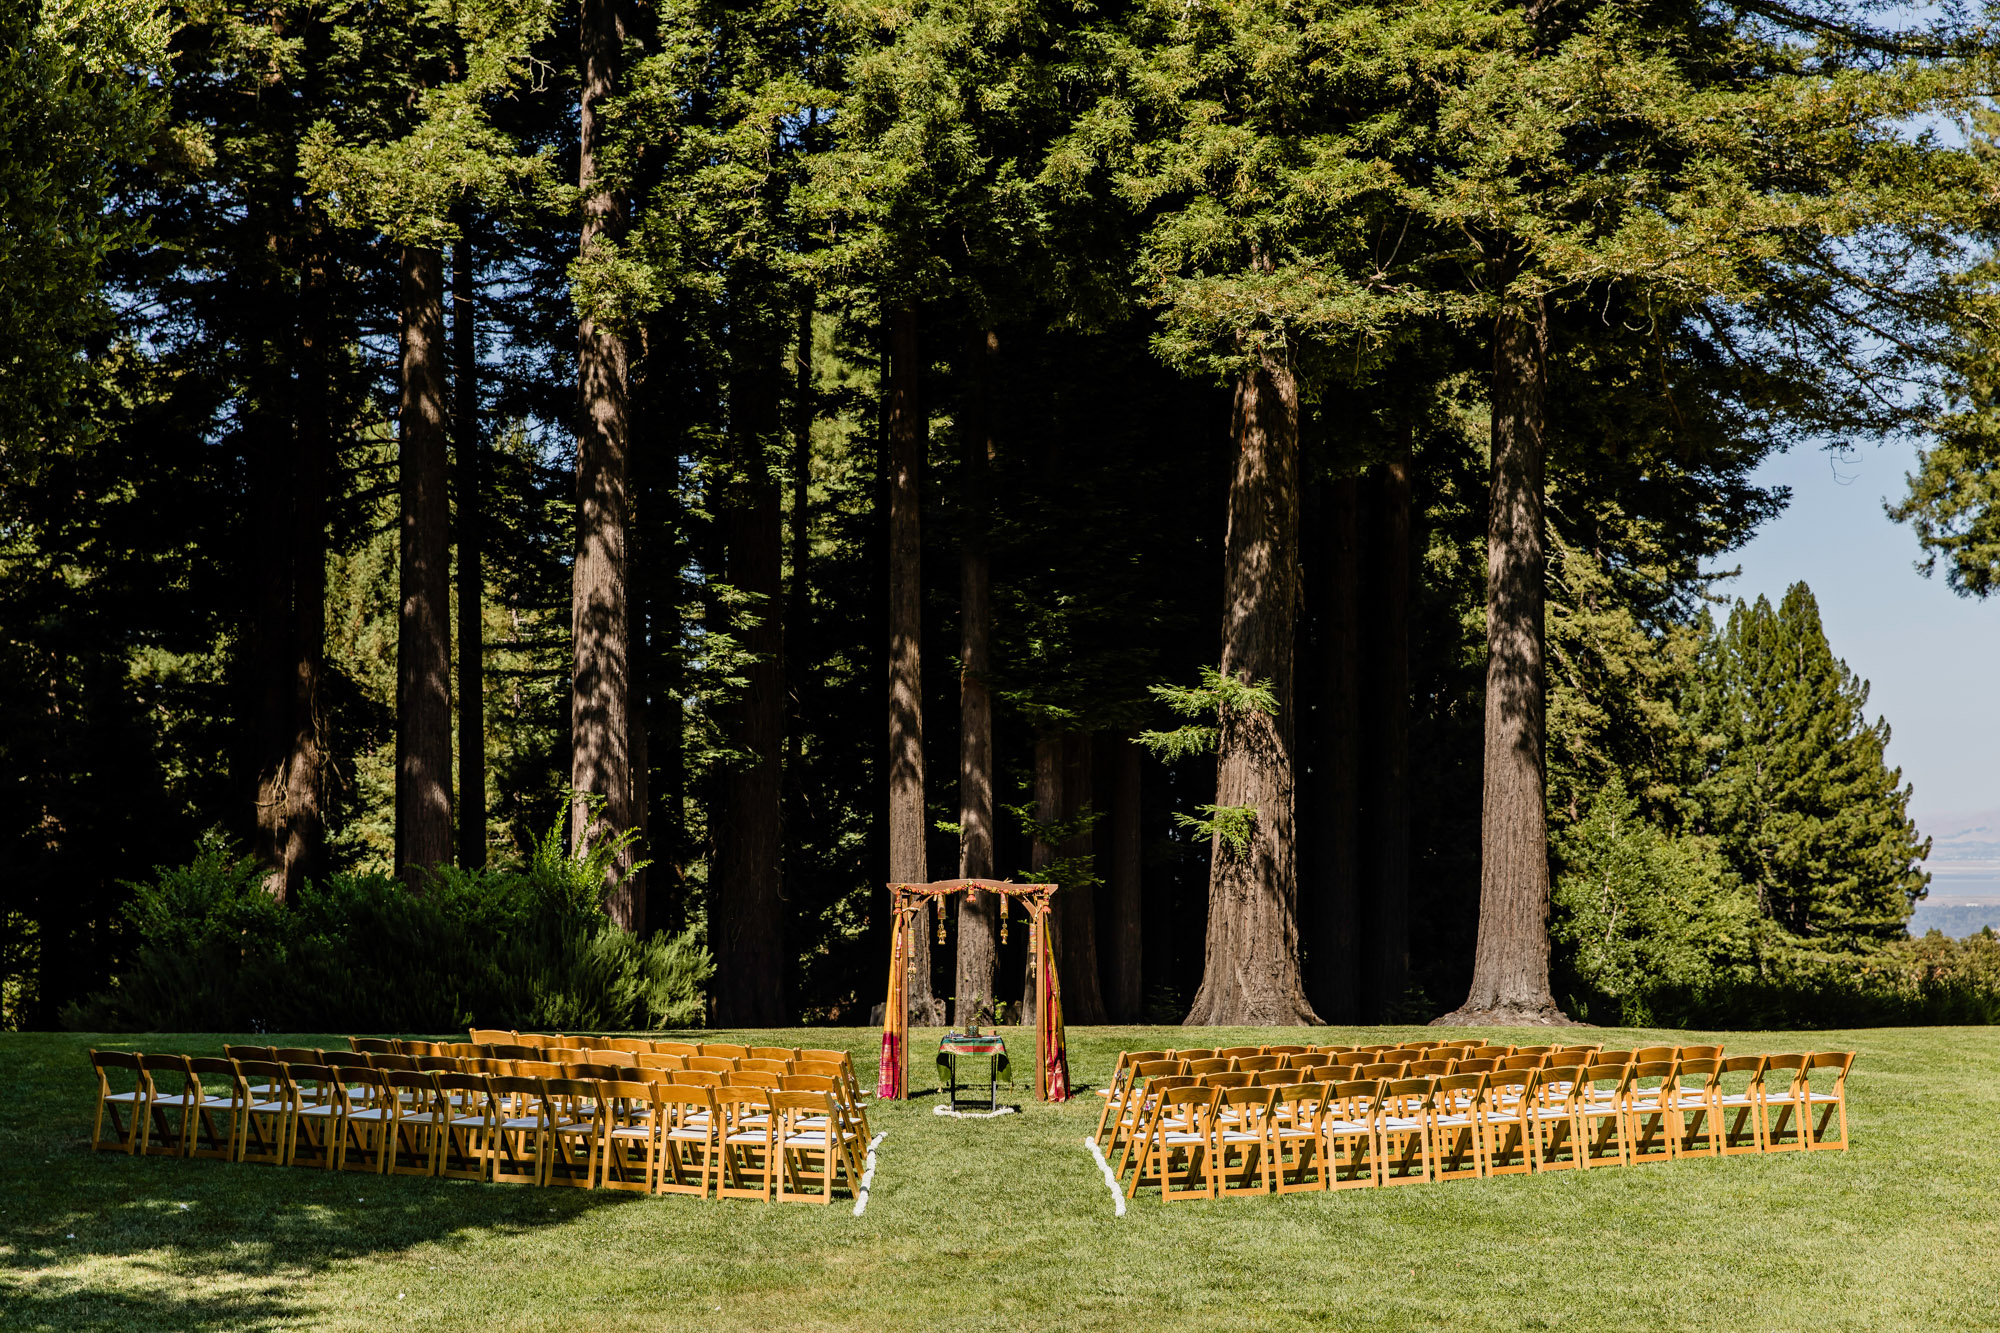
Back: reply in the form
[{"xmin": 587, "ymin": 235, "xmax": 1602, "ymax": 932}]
[
  {"xmin": 1717, "ymin": 1094, "xmax": 1757, "ymax": 1106},
  {"xmin": 1381, "ymin": 1115, "xmax": 1424, "ymax": 1129},
  {"xmin": 102, "ymin": 1091, "xmax": 149, "ymax": 1103},
  {"xmin": 1806, "ymin": 1092, "xmax": 1842, "ymax": 1103},
  {"xmin": 347, "ymin": 1107, "xmax": 393, "ymax": 1122},
  {"xmin": 297, "ymin": 1105, "xmax": 341, "ymax": 1119},
  {"xmin": 1162, "ymin": 1131, "xmax": 1206, "ymax": 1145},
  {"xmin": 448, "ymin": 1114, "xmax": 490, "ymax": 1128},
  {"xmin": 667, "ymin": 1128, "xmax": 710, "ymax": 1142},
  {"xmin": 1323, "ymin": 1119, "xmax": 1371, "ymax": 1134},
  {"xmin": 498, "ymin": 1115, "xmax": 543, "ymax": 1131},
  {"xmin": 783, "ymin": 1132, "xmax": 832, "ymax": 1147},
  {"xmin": 1434, "ymin": 1114, "xmax": 1477, "ymax": 1127},
  {"xmin": 1219, "ymin": 1131, "xmax": 1263, "ymax": 1144},
  {"xmin": 725, "ymin": 1131, "xmax": 767, "ymax": 1145},
  {"xmin": 246, "ymin": 1101, "xmax": 289, "ymax": 1115},
  {"xmin": 608, "ymin": 1126, "xmax": 653, "ymax": 1140}
]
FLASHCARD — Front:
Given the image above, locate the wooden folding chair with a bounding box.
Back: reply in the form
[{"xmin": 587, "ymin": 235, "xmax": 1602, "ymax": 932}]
[
  {"xmin": 137, "ymin": 1055, "xmax": 197, "ymax": 1158},
  {"xmin": 1128, "ymin": 1085, "xmax": 1217, "ymax": 1202},
  {"xmin": 1432, "ymin": 1072, "xmax": 1488, "ymax": 1182},
  {"xmin": 652, "ymin": 1083, "xmax": 717, "ymax": 1197},
  {"xmin": 1668, "ymin": 1058, "xmax": 1722, "ymax": 1159},
  {"xmin": 1265, "ymin": 1045, "xmax": 1308, "ymax": 1058},
  {"xmin": 1406, "ymin": 1059, "xmax": 1455, "ymax": 1078},
  {"xmin": 1378, "ymin": 1078, "xmax": 1435, "ymax": 1186},
  {"xmin": 1171, "ymin": 1048, "xmax": 1217, "ymax": 1063},
  {"xmin": 747, "ymin": 1046, "xmax": 797, "ymax": 1062},
  {"xmin": 540, "ymin": 1078, "xmax": 601, "ymax": 1188},
  {"xmin": 384, "ymin": 1071, "xmax": 444, "ymax": 1177},
  {"xmin": 1322, "ymin": 1080, "xmax": 1384, "ymax": 1190},
  {"xmin": 488, "ymin": 1075, "xmax": 550, "ymax": 1185},
  {"xmin": 716, "ymin": 1088, "xmax": 774, "ymax": 1200},
  {"xmin": 1185, "ymin": 1057, "xmax": 1231, "ymax": 1078},
  {"xmin": 1288, "ymin": 1053, "xmax": 1334, "ymax": 1073},
  {"xmin": 737, "ymin": 1058, "xmax": 791, "ymax": 1075},
  {"xmin": 1804, "ymin": 1052, "xmax": 1854, "ymax": 1151},
  {"xmin": 1200, "ymin": 1071, "xmax": 1254, "ymax": 1090},
  {"xmin": 1099, "ymin": 1059, "xmax": 1181, "ymax": 1155},
  {"xmin": 1761, "ymin": 1054, "xmax": 1810, "ymax": 1153},
  {"xmin": 436, "ymin": 1073, "xmax": 494, "ymax": 1181},
  {"xmin": 673, "ymin": 1069, "xmax": 725, "ymax": 1089},
  {"xmin": 1215, "ymin": 1087, "xmax": 1277, "ymax": 1197},
  {"xmin": 89, "ymin": 1050, "xmax": 150, "ymax": 1155},
  {"xmin": 688, "ymin": 1055, "xmax": 737, "ymax": 1075},
  {"xmin": 1678, "ymin": 1044, "xmax": 1725, "ymax": 1062},
  {"xmin": 1356, "ymin": 1061, "xmax": 1409, "ymax": 1082},
  {"xmin": 1215, "ymin": 1046, "xmax": 1262, "ymax": 1061},
  {"xmin": 1232, "ymin": 1055, "xmax": 1282, "ymax": 1074},
  {"xmin": 332, "ymin": 1067, "xmax": 394, "ymax": 1174},
  {"xmin": 1455, "ymin": 1057, "xmax": 1500, "ymax": 1075},
  {"xmin": 1484, "ymin": 1067, "xmax": 1540, "ymax": 1176},
  {"xmin": 349, "ymin": 1037, "xmax": 396, "ymax": 1054},
  {"xmin": 654, "ymin": 1041, "xmax": 702, "ymax": 1058},
  {"xmin": 1626, "ymin": 1060, "xmax": 1677, "ymax": 1165},
  {"xmin": 1716, "ymin": 1055, "xmax": 1767, "ymax": 1155},
  {"xmin": 1272, "ymin": 1082, "xmax": 1328, "ymax": 1194},
  {"xmin": 1573, "ymin": 1063, "xmax": 1633, "ymax": 1169},
  {"xmin": 185, "ymin": 1057, "xmax": 247, "ymax": 1162},
  {"xmin": 469, "ymin": 1028, "xmax": 516, "ymax": 1046},
  {"xmin": 701, "ymin": 1043, "xmax": 751, "ymax": 1060},
  {"xmin": 594, "ymin": 1079, "xmax": 662, "ymax": 1192},
  {"xmin": 1467, "ymin": 1045, "xmax": 1513, "ymax": 1061},
  {"xmin": 1254, "ymin": 1068, "xmax": 1303, "ymax": 1088},
  {"xmin": 773, "ymin": 1090, "xmax": 861, "ymax": 1204},
  {"xmin": 233, "ymin": 1059, "xmax": 292, "ymax": 1165}
]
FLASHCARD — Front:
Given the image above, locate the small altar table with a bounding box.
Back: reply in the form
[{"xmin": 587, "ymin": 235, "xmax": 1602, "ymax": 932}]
[{"xmin": 936, "ymin": 1033, "xmax": 1009, "ymax": 1111}]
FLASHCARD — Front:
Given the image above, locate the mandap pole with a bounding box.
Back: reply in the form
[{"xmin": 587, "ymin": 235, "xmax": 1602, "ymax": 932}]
[{"xmin": 878, "ymin": 888, "xmax": 910, "ymax": 1100}]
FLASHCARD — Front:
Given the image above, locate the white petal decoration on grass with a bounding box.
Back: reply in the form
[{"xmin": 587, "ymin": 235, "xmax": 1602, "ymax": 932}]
[
  {"xmin": 1084, "ymin": 1136, "xmax": 1127, "ymax": 1218},
  {"xmin": 930, "ymin": 1104, "xmax": 1017, "ymax": 1120},
  {"xmin": 852, "ymin": 1131, "xmax": 888, "ymax": 1217}
]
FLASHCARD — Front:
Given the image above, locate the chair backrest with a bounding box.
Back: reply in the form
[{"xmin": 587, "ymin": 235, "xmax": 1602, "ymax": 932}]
[
  {"xmin": 688, "ymin": 1055, "xmax": 736, "ymax": 1074},
  {"xmin": 1382, "ymin": 1077, "xmax": 1436, "ymax": 1113},
  {"xmin": 1633, "ymin": 1046, "xmax": 1677, "ymax": 1064},
  {"xmin": 1148, "ymin": 1075, "xmax": 1197, "ymax": 1095},
  {"xmin": 1405, "ymin": 1059, "xmax": 1453, "ymax": 1077},
  {"xmin": 654, "ymin": 1041, "xmax": 701, "ymax": 1058},
  {"xmin": 1288, "ymin": 1053, "xmax": 1333, "ymax": 1071},
  {"xmin": 514, "ymin": 1061, "xmax": 562, "ymax": 1078},
  {"xmin": 1154, "ymin": 1084, "xmax": 1218, "ymax": 1119},
  {"xmin": 489, "ymin": 1075, "xmax": 547, "ymax": 1115},
  {"xmin": 636, "ymin": 1052, "xmax": 686, "ymax": 1072},
  {"xmin": 469, "ymin": 1028, "xmax": 515, "ymax": 1045},
  {"xmin": 367, "ymin": 1053, "xmax": 419, "ymax": 1072},
  {"xmin": 1264, "ymin": 1045, "xmax": 1308, "ymax": 1057},
  {"xmin": 1543, "ymin": 1050, "xmax": 1591, "ymax": 1070},
  {"xmin": 1808, "ymin": 1051, "xmax": 1855, "ymax": 1085},
  {"xmin": 273, "ymin": 1047, "xmax": 324, "ymax": 1066},
  {"xmin": 1512, "ymin": 1045, "xmax": 1555, "ymax": 1057},
  {"xmin": 1630, "ymin": 1059, "xmax": 1675, "ymax": 1093},
  {"xmin": 1354, "ymin": 1044, "xmax": 1399, "ymax": 1054},
  {"xmin": 1200, "ymin": 1071, "xmax": 1253, "ymax": 1089},
  {"xmin": 1276, "ymin": 1081, "xmax": 1327, "ymax": 1123},
  {"xmin": 701, "ymin": 1043, "xmax": 750, "ymax": 1059},
  {"xmin": 546, "ymin": 1049, "xmax": 592, "ymax": 1065},
  {"xmin": 1763, "ymin": 1053, "xmax": 1808, "ymax": 1096},
  {"xmin": 1122, "ymin": 1050, "xmax": 1171, "ymax": 1068},
  {"xmin": 1186, "ymin": 1058, "xmax": 1231, "ymax": 1077},
  {"xmin": 488, "ymin": 1044, "xmax": 539, "ymax": 1060},
  {"xmin": 141, "ymin": 1053, "xmax": 193, "ymax": 1091},
  {"xmin": 1454, "ymin": 1058, "xmax": 1499, "ymax": 1074},
  {"xmin": 793, "ymin": 1058, "xmax": 842, "ymax": 1080},
  {"xmin": 349, "ymin": 1037, "xmax": 396, "ymax": 1054},
  {"xmin": 92, "ymin": 1049, "xmax": 143, "ymax": 1080},
  {"xmin": 1328, "ymin": 1079, "xmax": 1384, "ymax": 1119},
  {"xmin": 1679, "ymin": 1044, "xmax": 1725, "ymax": 1062},
  {"xmin": 567, "ymin": 1035, "xmax": 610, "ymax": 1050},
  {"xmin": 416, "ymin": 1056, "xmax": 458, "ymax": 1072},
  {"xmin": 1171, "ymin": 1048, "xmax": 1216, "ymax": 1062},
  {"xmin": 1232, "ymin": 1054, "xmax": 1281, "ymax": 1073},
  {"xmin": 437, "ymin": 1072, "xmax": 489, "ymax": 1100},
  {"xmin": 1253, "ymin": 1068, "xmax": 1302, "ymax": 1087},
  {"xmin": 285, "ymin": 1061, "xmax": 337, "ymax": 1097},
  {"xmin": 1594, "ymin": 1049, "xmax": 1636, "ymax": 1066},
  {"xmin": 673, "ymin": 1070, "xmax": 725, "ymax": 1088},
  {"xmin": 1310, "ymin": 1044, "xmax": 1355, "ymax": 1056},
  {"xmin": 186, "ymin": 1056, "xmax": 240, "ymax": 1095},
  {"xmin": 713, "ymin": 1086, "xmax": 770, "ymax": 1123},
  {"xmin": 1215, "ymin": 1046, "xmax": 1261, "ymax": 1060},
  {"xmin": 780, "ymin": 1073, "xmax": 838, "ymax": 1093},
  {"xmin": 1219, "ymin": 1085, "xmax": 1274, "ymax": 1121},
  {"xmin": 385, "ymin": 1070, "xmax": 439, "ymax": 1102},
  {"xmin": 1575, "ymin": 1063, "xmax": 1632, "ymax": 1105},
  {"xmin": 516, "ymin": 1033, "xmax": 564, "ymax": 1048},
  {"xmin": 322, "ymin": 1051, "xmax": 370, "ymax": 1070},
  {"xmin": 730, "ymin": 1070, "xmax": 784, "ymax": 1091},
  {"xmin": 543, "ymin": 1076, "xmax": 599, "ymax": 1108},
  {"xmin": 654, "ymin": 1082, "xmax": 715, "ymax": 1113},
  {"xmin": 1131, "ymin": 1059, "xmax": 1182, "ymax": 1080},
  {"xmin": 749, "ymin": 1046, "xmax": 798, "ymax": 1062},
  {"xmin": 1673, "ymin": 1058, "xmax": 1720, "ymax": 1095},
  {"xmin": 738, "ymin": 1058, "xmax": 790, "ymax": 1075},
  {"xmin": 1468, "ymin": 1045, "xmax": 1513, "ymax": 1060},
  {"xmin": 395, "ymin": 1040, "xmax": 440, "ymax": 1057},
  {"xmin": 601, "ymin": 1079, "xmax": 661, "ymax": 1113},
  {"xmin": 1331, "ymin": 1052, "xmax": 1375, "ymax": 1069},
  {"xmin": 572, "ymin": 1063, "xmax": 625, "ymax": 1081},
  {"xmin": 1489, "ymin": 1067, "xmax": 1539, "ymax": 1102},
  {"xmin": 1437, "ymin": 1071, "xmax": 1487, "ymax": 1105},
  {"xmin": 1498, "ymin": 1055, "xmax": 1545, "ymax": 1071},
  {"xmin": 1356, "ymin": 1062, "xmax": 1407, "ymax": 1080},
  {"xmin": 797, "ymin": 1047, "xmax": 851, "ymax": 1067},
  {"xmin": 223, "ymin": 1044, "xmax": 274, "ymax": 1062}
]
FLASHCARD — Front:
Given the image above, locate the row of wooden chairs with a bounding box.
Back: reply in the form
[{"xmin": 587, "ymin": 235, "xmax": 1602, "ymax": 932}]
[
  {"xmin": 88, "ymin": 1052, "xmax": 866, "ymax": 1202},
  {"xmin": 1104, "ymin": 1049, "xmax": 1854, "ymax": 1201},
  {"xmin": 354, "ymin": 1037, "xmax": 866, "ymax": 1103}
]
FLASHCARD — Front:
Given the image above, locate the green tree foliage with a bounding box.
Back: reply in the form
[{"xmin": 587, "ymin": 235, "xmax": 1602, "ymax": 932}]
[{"xmin": 1689, "ymin": 584, "xmax": 1929, "ymax": 947}]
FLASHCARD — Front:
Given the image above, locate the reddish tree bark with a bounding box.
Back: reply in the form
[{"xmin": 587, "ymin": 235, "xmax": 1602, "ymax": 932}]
[
  {"xmin": 1439, "ymin": 293, "xmax": 1570, "ymax": 1026},
  {"xmin": 887, "ymin": 305, "xmax": 940, "ymax": 1022},
  {"xmin": 279, "ymin": 242, "xmax": 331, "ymax": 900},
  {"xmin": 571, "ymin": 0, "xmax": 640, "ymax": 930},
  {"xmin": 954, "ymin": 328, "xmax": 998, "ymax": 1020},
  {"xmin": 1185, "ymin": 350, "xmax": 1320, "ymax": 1026},
  {"xmin": 396, "ymin": 244, "xmax": 454, "ymax": 881}
]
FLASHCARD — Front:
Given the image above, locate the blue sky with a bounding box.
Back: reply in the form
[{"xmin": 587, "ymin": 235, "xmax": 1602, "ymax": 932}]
[{"xmin": 1710, "ymin": 436, "xmax": 2000, "ymax": 829}]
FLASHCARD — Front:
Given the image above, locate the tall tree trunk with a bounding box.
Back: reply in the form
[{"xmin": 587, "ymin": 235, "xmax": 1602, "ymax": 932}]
[
  {"xmin": 787, "ymin": 294, "xmax": 813, "ymax": 775},
  {"xmin": 280, "ymin": 241, "xmax": 331, "ymax": 901},
  {"xmin": 1362, "ymin": 451, "xmax": 1411, "ymax": 1020},
  {"xmin": 1185, "ymin": 350, "xmax": 1319, "ymax": 1026},
  {"xmin": 572, "ymin": 0, "xmax": 639, "ymax": 930},
  {"xmin": 248, "ymin": 264, "xmax": 293, "ymax": 892},
  {"xmin": 1440, "ymin": 293, "xmax": 1568, "ymax": 1025},
  {"xmin": 1021, "ymin": 732, "xmax": 1062, "ymax": 1031},
  {"xmin": 955, "ymin": 327, "xmax": 998, "ymax": 1019},
  {"xmin": 714, "ymin": 343, "xmax": 786, "ymax": 1024},
  {"xmin": 396, "ymin": 244, "xmax": 454, "ymax": 880},
  {"xmin": 887, "ymin": 304, "xmax": 940, "ymax": 1022},
  {"xmin": 453, "ymin": 234, "xmax": 486, "ymax": 871},
  {"xmin": 1056, "ymin": 732, "xmax": 1109, "ymax": 1023},
  {"xmin": 1107, "ymin": 735, "xmax": 1143, "ymax": 1022},
  {"xmin": 1305, "ymin": 474, "xmax": 1359, "ymax": 1020}
]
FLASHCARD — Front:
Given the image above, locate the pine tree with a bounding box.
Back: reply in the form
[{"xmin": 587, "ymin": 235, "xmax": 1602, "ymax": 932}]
[{"xmin": 1690, "ymin": 584, "xmax": 1930, "ymax": 947}]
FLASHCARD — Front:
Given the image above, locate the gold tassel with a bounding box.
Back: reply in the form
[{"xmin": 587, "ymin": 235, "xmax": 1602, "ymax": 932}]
[
  {"xmin": 936, "ymin": 897, "xmax": 947, "ymax": 945},
  {"xmin": 999, "ymin": 894, "xmax": 1009, "ymax": 945}
]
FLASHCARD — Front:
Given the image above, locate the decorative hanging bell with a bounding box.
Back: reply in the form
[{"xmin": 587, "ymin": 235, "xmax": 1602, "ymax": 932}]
[
  {"xmin": 998, "ymin": 893, "xmax": 1009, "ymax": 944},
  {"xmin": 936, "ymin": 896, "xmax": 947, "ymax": 945}
]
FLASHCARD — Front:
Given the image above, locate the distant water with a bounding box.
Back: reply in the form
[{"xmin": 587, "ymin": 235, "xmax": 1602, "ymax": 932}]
[{"xmin": 1911, "ymin": 810, "xmax": 2000, "ymax": 938}]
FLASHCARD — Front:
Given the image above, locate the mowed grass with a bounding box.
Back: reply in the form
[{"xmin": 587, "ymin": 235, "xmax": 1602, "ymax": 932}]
[{"xmin": 2, "ymin": 1026, "xmax": 1997, "ymax": 1332}]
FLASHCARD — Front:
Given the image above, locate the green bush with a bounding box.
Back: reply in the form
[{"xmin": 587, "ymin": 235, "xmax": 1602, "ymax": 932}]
[
  {"xmin": 64, "ymin": 828, "xmax": 712, "ymax": 1033},
  {"xmin": 1552, "ymin": 780, "xmax": 2000, "ymax": 1028}
]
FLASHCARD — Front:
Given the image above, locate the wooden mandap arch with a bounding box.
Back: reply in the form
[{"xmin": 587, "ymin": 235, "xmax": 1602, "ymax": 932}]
[{"xmin": 877, "ymin": 879, "xmax": 1071, "ymax": 1102}]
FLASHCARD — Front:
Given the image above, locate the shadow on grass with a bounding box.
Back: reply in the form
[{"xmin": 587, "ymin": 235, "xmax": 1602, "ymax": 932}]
[{"xmin": 3, "ymin": 1146, "xmax": 642, "ymax": 1331}]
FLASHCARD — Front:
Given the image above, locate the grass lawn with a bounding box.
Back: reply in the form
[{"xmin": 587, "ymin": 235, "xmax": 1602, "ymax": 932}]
[{"xmin": 3, "ymin": 1025, "xmax": 1997, "ymax": 1331}]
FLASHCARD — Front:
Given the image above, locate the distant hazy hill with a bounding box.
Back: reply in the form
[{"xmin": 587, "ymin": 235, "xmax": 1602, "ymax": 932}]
[{"xmin": 1910, "ymin": 810, "xmax": 2000, "ymax": 938}]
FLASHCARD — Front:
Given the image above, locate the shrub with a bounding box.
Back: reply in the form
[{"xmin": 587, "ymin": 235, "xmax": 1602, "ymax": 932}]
[{"xmin": 64, "ymin": 828, "xmax": 712, "ymax": 1033}]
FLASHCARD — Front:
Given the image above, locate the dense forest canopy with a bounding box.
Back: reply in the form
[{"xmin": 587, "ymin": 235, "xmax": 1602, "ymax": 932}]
[{"xmin": 4, "ymin": 0, "xmax": 1997, "ymax": 1031}]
